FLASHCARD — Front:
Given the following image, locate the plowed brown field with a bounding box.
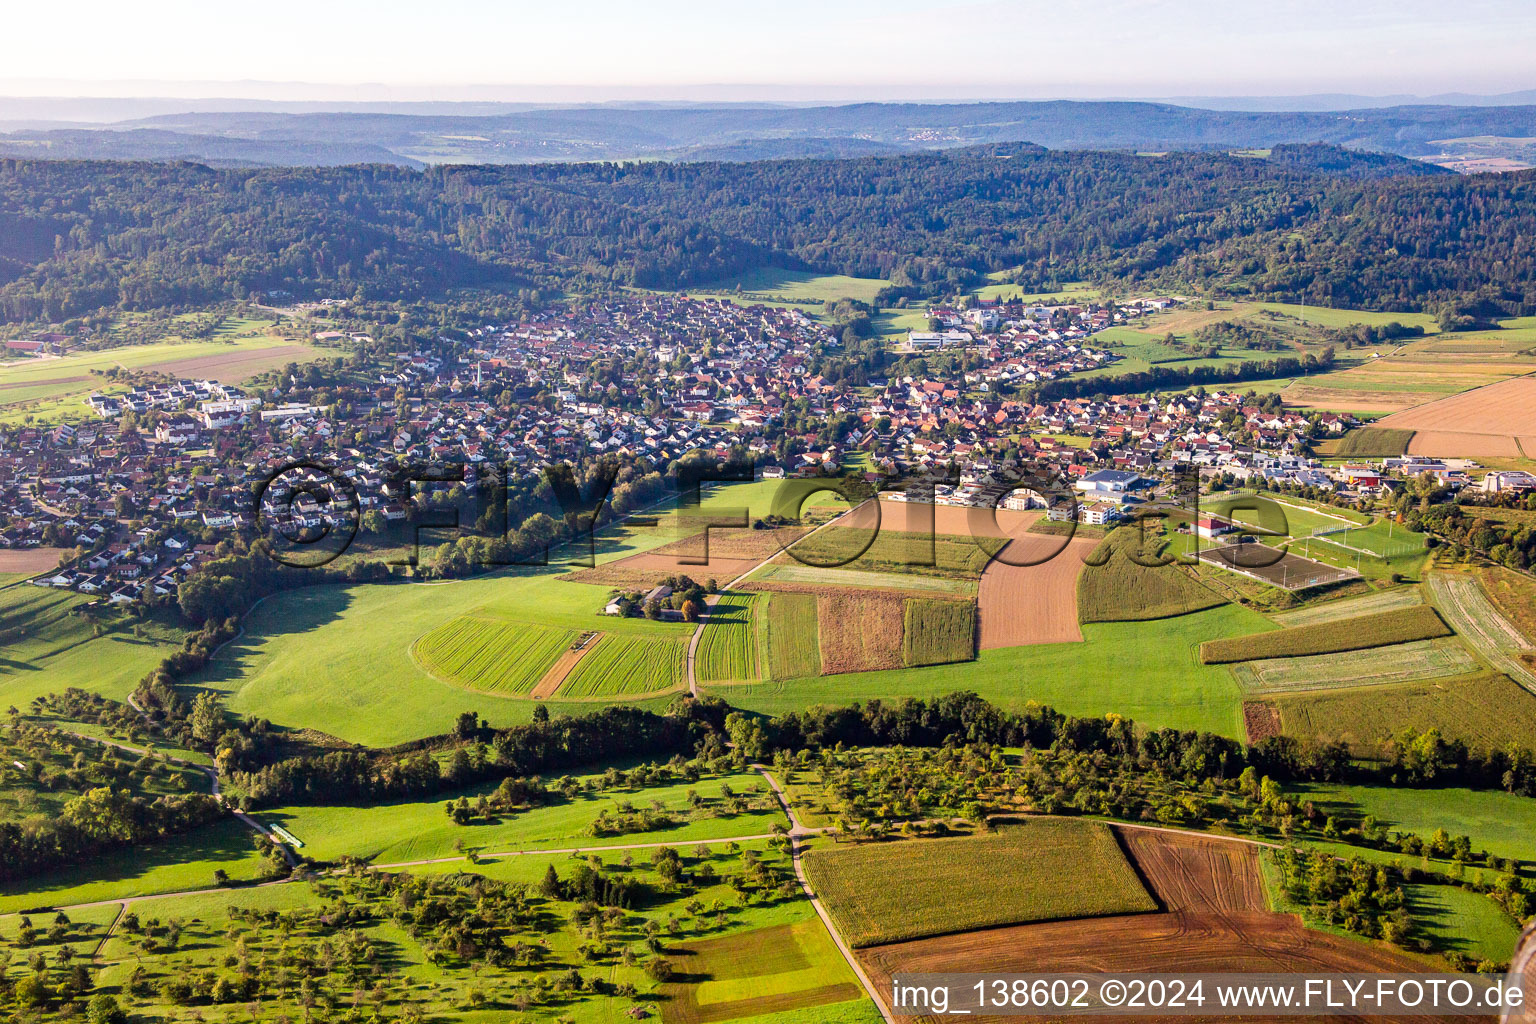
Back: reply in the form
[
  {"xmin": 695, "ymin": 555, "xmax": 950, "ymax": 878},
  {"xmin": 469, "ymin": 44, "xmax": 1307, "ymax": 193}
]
[
  {"xmin": 0, "ymin": 547, "xmax": 66, "ymax": 574},
  {"xmin": 977, "ymin": 533, "xmax": 1097, "ymax": 648},
  {"xmin": 1376, "ymin": 376, "xmax": 1536, "ymax": 458},
  {"xmin": 862, "ymin": 827, "xmax": 1448, "ymax": 1024}
]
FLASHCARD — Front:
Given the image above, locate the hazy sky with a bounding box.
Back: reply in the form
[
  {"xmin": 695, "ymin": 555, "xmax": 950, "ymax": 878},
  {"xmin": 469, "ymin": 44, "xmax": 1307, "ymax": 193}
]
[{"xmin": 6, "ymin": 0, "xmax": 1535, "ymax": 99}]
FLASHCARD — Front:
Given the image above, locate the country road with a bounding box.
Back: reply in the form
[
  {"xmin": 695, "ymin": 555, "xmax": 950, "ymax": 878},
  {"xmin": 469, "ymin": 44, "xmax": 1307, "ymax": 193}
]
[{"xmin": 686, "ymin": 497, "xmax": 872, "ymax": 695}]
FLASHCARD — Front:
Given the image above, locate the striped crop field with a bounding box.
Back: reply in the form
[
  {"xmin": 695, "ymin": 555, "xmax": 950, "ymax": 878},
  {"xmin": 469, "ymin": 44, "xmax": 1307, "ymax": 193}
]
[
  {"xmin": 697, "ymin": 592, "xmax": 761, "ymax": 683},
  {"xmin": 765, "ymin": 592, "xmax": 821, "ymax": 679},
  {"xmin": 902, "ymin": 598, "xmax": 976, "ymax": 667},
  {"xmin": 557, "ymin": 634, "xmax": 687, "ymax": 697},
  {"xmin": 1230, "ymin": 638, "xmax": 1479, "ymax": 694},
  {"xmin": 412, "ymin": 616, "xmax": 578, "ymax": 694},
  {"xmin": 1268, "ymin": 587, "xmax": 1422, "ymax": 628}
]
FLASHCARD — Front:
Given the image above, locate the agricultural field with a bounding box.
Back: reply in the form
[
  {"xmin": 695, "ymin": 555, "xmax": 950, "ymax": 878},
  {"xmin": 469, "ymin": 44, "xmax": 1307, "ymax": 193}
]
[
  {"xmin": 411, "ymin": 615, "xmax": 578, "ymax": 694},
  {"xmin": 763, "ymin": 592, "xmax": 821, "ymax": 680},
  {"xmin": 1291, "ymin": 782, "xmax": 1536, "ymax": 865},
  {"xmin": 1473, "ymin": 565, "xmax": 1536, "ymax": 646},
  {"xmin": 1375, "ymin": 374, "xmax": 1536, "ymax": 458},
  {"xmin": 1230, "ymin": 638, "xmax": 1479, "ymax": 694},
  {"xmin": 1427, "ymin": 572, "xmax": 1536, "ymax": 692},
  {"xmin": 683, "ymin": 267, "xmax": 891, "ymax": 306},
  {"xmin": 746, "ymin": 562, "xmax": 976, "ymax": 597},
  {"xmin": 0, "ymin": 547, "xmax": 65, "ymax": 575},
  {"xmin": 712, "ymin": 603, "xmax": 1266, "ymax": 737},
  {"xmin": 860, "ymin": 827, "xmax": 1430, "ymax": 1011},
  {"xmin": 816, "ymin": 593, "xmax": 905, "ymax": 675},
  {"xmin": 0, "ymin": 328, "xmax": 319, "ymax": 424},
  {"xmin": 784, "ymin": 528, "xmax": 995, "ymax": 579},
  {"xmin": 1077, "ymin": 528, "xmax": 1227, "ymax": 622},
  {"xmin": 697, "ymin": 593, "xmax": 762, "ymax": 683},
  {"xmin": 1322, "ymin": 427, "xmax": 1416, "ymax": 458},
  {"xmin": 801, "ymin": 820, "xmax": 1156, "ymax": 947},
  {"xmin": 557, "ymin": 634, "xmax": 688, "ymax": 697},
  {"xmin": 1405, "ymin": 884, "xmax": 1523, "ymax": 965},
  {"xmin": 1273, "ymin": 672, "xmax": 1536, "ymax": 755},
  {"xmin": 267, "ymin": 767, "xmax": 786, "ymax": 865},
  {"xmin": 1200, "ymin": 604, "xmax": 1449, "ymax": 663},
  {"xmin": 0, "ymin": 818, "xmax": 270, "ymax": 913},
  {"xmin": 977, "ymin": 532, "xmax": 1095, "ymax": 647},
  {"xmin": 1267, "ymin": 585, "xmax": 1422, "ymax": 628},
  {"xmin": 902, "ymin": 598, "xmax": 976, "ymax": 666},
  {"xmin": 659, "ymin": 918, "xmax": 864, "ymax": 1024}
]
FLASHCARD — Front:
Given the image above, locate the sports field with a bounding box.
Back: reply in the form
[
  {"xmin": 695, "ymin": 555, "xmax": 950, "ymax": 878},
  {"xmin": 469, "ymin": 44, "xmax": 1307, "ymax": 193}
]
[
  {"xmin": 801, "ymin": 820, "xmax": 1156, "ymax": 947},
  {"xmin": 1198, "ymin": 540, "xmax": 1361, "ymax": 591}
]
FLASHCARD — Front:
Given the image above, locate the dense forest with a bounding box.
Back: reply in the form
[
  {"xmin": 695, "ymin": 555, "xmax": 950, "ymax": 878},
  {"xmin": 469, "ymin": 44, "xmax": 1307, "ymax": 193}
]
[{"xmin": 2, "ymin": 145, "xmax": 1535, "ymax": 321}]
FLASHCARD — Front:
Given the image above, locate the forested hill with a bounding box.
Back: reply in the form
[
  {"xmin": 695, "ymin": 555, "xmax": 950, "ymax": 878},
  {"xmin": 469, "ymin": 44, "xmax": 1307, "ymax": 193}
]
[{"xmin": 1, "ymin": 144, "xmax": 1533, "ymax": 322}]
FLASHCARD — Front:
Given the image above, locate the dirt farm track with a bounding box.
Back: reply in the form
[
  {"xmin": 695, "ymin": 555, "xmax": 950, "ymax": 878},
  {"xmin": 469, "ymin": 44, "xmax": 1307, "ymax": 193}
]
[{"xmin": 861, "ymin": 827, "xmax": 1458, "ymax": 1024}]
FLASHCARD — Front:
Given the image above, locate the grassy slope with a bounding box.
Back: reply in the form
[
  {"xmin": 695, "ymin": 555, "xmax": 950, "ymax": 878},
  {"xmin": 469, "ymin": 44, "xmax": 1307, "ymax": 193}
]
[
  {"xmin": 267, "ymin": 770, "xmax": 787, "ymax": 864},
  {"xmin": 1292, "ymin": 782, "xmax": 1536, "ymax": 864},
  {"xmin": 711, "ymin": 604, "xmax": 1266, "ymax": 737},
  {"xmin": 0, "ymin": 586, "xmax": 188, "ymax": 709}
]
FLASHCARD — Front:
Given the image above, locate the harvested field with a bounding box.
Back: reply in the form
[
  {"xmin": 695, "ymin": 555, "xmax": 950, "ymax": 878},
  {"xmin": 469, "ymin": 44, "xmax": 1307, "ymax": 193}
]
[
  {"xmin": 1078, "ymin": 529, "xmax": 1226, "ymax": 622},
  {"xmin": 860, "ymin": 827, "xmax": 1439, "ymax": 1024},
  {"xmin": 1275, "ymin": 674, "xmax": 1536, "ymax": 756},
  {"xmin": 1427, "ymin": 572, "xmax": 1536, "ymax": 692},
  {"xmin": 1267, "ymin": 586, "xmax": 1422, "ymax": 628},
  {"xmin": 411, "ymin": 616, "xmax": 576, "ymax": 694},
  {"xmin": 1407, "ymin": 431, "xmax": 1522, "ymax": 458},
  {"xmin": 817, "ymin": 593, "xmax": 905, "ymax": 674},
  {"xmin": 529, "ymin": 631, "xmax": 600, "ymax": 698},
  {"xmin": 577, "ymin": 549, "xmax": 761, "ymax": 584},
  {"xmin": 1376, "ymin": 375, "xmax": 1536, "ymax": 457},
  {"xmin": 1472, "ymin": 566, "xmax": 1536, "ymax": 647},
  {"xmin": 149, "ymin": 344, "xmax": 313, "ymax": 382},
  {"xmin": 0, "ymin": 548, "xmax": 66, "ymax": 574},
  {"xmin": 803, "ymin": 820, "xmax": 1155, "ymax": 948},
  {"xmin": 1200, "ymin": 605, "xmax": 1449, "ymax": 663},
  {"xmin": 652, "ymin": 521, "xmax": 809, "ymax": 565},
  {"xmin": 745, "ymin": 562, "xmax": 975, "ymax": 597},
  {"xmin": 828, "ymin": 498, "xmax": 1040, "ymax": 540},
  {"xmin": 978, "ymin": 534, "xmax": 1096, "ymax": 647},
  {"xmin": 765, "ymin": 592, "xmax": 821, "ymax": 679},
  {"xmin": 659, "ymin": 919, "xmax": 862, "ymax": 1024},
  {"xmin": 902, "ymin": 598, "xmax": 976, "ymax": 666},
  {"xmin": 1198, "ymin": 540, "xmax": 1360, "ymax": 591},
  {"xmin": 1243, "ymin": 700, "xmax": 1282, "ymax": 742},
  {"xmin": 1231, "ymin": 638, "xmax": 1478, "ymax": 694}
]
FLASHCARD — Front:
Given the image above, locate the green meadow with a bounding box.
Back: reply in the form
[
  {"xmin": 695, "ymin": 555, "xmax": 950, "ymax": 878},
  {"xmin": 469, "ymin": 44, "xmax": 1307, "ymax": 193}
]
[
  {"xmin": 265, "ymin": 769, "xmax": 788, "ymax": 865},
  {"xmin": 709, "ymin": 603, "xmax": 1268, "ymax": 737}
]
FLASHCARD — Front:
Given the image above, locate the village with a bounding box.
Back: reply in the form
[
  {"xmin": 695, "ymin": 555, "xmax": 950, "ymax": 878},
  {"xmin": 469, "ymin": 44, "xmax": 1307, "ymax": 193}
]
[{"xmin": 1, "ymin": 292, "xmax": 1529, "ymax": 606}]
